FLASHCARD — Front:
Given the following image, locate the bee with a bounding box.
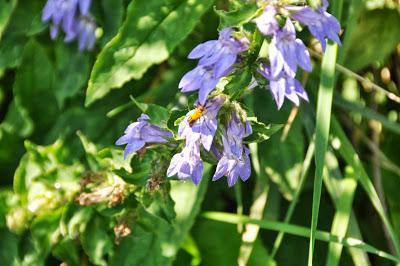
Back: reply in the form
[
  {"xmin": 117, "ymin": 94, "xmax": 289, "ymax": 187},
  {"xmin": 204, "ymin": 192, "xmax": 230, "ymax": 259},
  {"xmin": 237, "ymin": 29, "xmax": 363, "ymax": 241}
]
[{"xmin": 187, "ymin": 105, "xmax": 205, "ymax": 126}]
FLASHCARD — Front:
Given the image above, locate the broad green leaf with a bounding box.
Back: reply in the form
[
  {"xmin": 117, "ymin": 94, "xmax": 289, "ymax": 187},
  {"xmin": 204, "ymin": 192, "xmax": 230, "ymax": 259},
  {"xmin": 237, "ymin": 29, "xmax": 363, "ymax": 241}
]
[
  {"xmin": 13, "ymin": 39, "xmax": 59, "ymax": 137},
  {"xmin": 0, "ymin": 0, "xmax": 46, "ymax": 69},
  {"xmin": 81, "ymin": 215, "xmax": 113, "ymax": 266},
  {"xmin": 0, "ymin": 228, "xmax": 19, "ymax": 266},
  {"xmin": 343, "ymin": 9, "xmax": 400, "ymax": 71},
  {"xmin": 21, "ymin": 211, "xmax": 62, "ymax": 266},
  {"xmin": 214, "ymin": 3, "xmax": 259, "ymax": 29},
  {"xmin": 52, "ymin": 238, "xmax": 80, "ymax": 266},
  {"xmin": 54, "ymin": 43, "xmax": 91, "ymax": 107},
  {"xmin": 86, "ymin": 0, "xmax": 214, "ymax": 105},
  {"xmin": 0, "ymin": 0, "xmax": 17, "ymax": 39}
]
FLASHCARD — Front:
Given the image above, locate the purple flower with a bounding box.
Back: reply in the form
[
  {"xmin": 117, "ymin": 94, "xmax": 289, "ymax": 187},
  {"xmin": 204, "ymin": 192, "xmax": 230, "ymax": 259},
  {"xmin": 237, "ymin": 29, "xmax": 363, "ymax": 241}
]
[
  {"xmin": 167, "ymin": 141, "xmax": 204, "ymax": 185},
  {"xmin": 116, "ymin": 114, "xmax": 173, "ymax": 159},
  {"xmin": 288, "ymin": 0, "xmax": 341, "ymax": 51},
  {"xmin": 178, "ymin": 95, "xmax": 225, "ymax": 151},
  {"xmin": 180, "ymin": 28, "xmax": 248, "ymax": 104},
  {"xmin": 72, "ymin": 16, "xmax": 97, "ymax": 51},
  {"xmin": 258, "ymin": 64, "xmax": 309, "ymax": 109},
  {"xmin": 254, "ymin": 6, "xmax": 280, "ymax": 36},
  {"xmin": 42, "ymin": 0, "xmax": 96, "ymax": 50},
  {"xmin": 269, "ymin": 19, "xmax": 312, "ymax": 78},
  {"xmin": 179, "ymin": 65, "xmax": 221, "ymax": 105},
  {"xmin": 189, "ymin": 28, "xmax": 248, "ymax": 77},
  {"xmin": 213, "ymin": 114, "xmax": 252, "ymax": 187}
]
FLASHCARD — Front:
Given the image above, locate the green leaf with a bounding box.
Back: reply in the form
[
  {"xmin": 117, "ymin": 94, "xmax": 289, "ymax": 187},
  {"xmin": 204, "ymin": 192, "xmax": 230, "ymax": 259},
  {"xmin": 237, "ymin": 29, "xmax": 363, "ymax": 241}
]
[
  {"xmin": 21, "ymin": 211, "xmax": 62, "ymax": 266},
  {"xmin": 0, "ymin": 0, "xmax": 46, "ymax": 70},
  {"xmin": 81, "ymin": 215, "xmax": 113, "ymax": 266},
  {"xmin": 309, "ymin": 0, "xmax": 342, "ymax": 261},
  {"xmin": 130, "ymin": 97, "xmax": 170, "ymax": 127},
  {"xmin": 331, "ymin": 117, "xmax": 400, "ymax": 256},
  {"xmin": 225, "ymin": 68, "xmax": 252, "ymax": 100},
  {"xmin": 214, "ymin": 3, "xmax": 259, "ymax": 29},
  {"xmin": 52, "ymin": 238, "xmax": 80, "ymax": 266},
  {"xmin": 85, "ymin": 0, "xmax": 214, "ymax": 105},
  {"xmin": 244, "ymin": 117, "xmax": 283, "ymax": 144},
  {"xmin": 54, "ymin": 43, "xmax": 90, "ymax": 107},
  {"xmin": 0, "ymin": 0, "xmax": 17, "ymax": 39},
  {"xmin": 13, "ymin": 39, "xmax": 59, "ymax": 137},
  {"xmin": 343, "ymin": 9, "xmax": 400, "ymax": 71},
  {"xmin": 203, "ymin": 212, "xmax": 400, "ymax": 263},
  {"xmin": 0, "ymin": 228, "xmax": 20, "ymax": 266}
]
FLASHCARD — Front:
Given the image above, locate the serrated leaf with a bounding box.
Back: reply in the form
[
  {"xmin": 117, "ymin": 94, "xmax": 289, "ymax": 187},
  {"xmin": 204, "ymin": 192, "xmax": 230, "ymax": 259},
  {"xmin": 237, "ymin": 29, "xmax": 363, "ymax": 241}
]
[{"xmin": 85, "ymin": 0, "xmax": 214, "ymax": 106}]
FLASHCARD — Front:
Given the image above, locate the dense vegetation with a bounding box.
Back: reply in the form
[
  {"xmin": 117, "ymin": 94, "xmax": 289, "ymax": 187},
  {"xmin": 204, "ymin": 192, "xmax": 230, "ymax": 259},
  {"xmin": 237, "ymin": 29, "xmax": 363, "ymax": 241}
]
[{"xmin": 0, "ymin": 0, "xmax": 400, "ymax": 265}]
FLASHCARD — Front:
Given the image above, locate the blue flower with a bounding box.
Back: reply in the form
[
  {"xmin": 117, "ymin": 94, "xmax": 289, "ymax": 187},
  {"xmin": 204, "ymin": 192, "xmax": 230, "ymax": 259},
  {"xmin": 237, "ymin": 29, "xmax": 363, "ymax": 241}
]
[
  {"xmin": 178, "ymin": 95, "xmax": 225, "ymax": 151},
  {"xmin": 258, "ymin": 64, "xmax": 308, "ymax": 109},
  {"xmin": 288, "ymin": 0, "xmax": 341, "ymax": 51},
  {"xmin": 213, "ymin": 113, "xmax": 252, "ymax": 187},
  {"xmin": 116, "ymin": 114, "xmax": 173, "ymax": 159},
  {"xmin": 72, "ymin": 16, "xmax": 97, "ymax": 51},
  {"xmin": 179, "ymin": 28, "xmax": 248, "ymax": 104},
  {"xmin": 42, "ymin": 0, "xmax": 96, "ymax": 50},
  {"xmin": 179, "ymin": 65, "xmax": 221, "ymax": 105},
  {"xmin": 254, "ymin": 6, "xmax": 280, "ymax": 36},
  {"xmin": 167, "ymin": 141, "xmax": 203, "ymax": 185},
  {"xmin": 269, "ymin": 19, "xmax": 312, "ymax": 78}
]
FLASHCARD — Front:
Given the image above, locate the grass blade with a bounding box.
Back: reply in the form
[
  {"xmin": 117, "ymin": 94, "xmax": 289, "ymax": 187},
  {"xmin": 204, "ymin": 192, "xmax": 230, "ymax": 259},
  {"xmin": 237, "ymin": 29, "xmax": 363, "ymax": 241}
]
[
  {"xmin": 237, "ymin": 143, "xmax": 269, "ymax": 266},
  {"xmin": 271, "ymin": 138, "xmax": 315, "ymax": 258},
  {"xmin": 309, "ymin": 34, "xmax": 341, "ymax": 266},
  {"xmin": 331, "ymin": 117, "xmax": 400, "ymax": 255},
  {"xmin": 202, "ymin": 212, "xmax": 400, "ymax": 263}
]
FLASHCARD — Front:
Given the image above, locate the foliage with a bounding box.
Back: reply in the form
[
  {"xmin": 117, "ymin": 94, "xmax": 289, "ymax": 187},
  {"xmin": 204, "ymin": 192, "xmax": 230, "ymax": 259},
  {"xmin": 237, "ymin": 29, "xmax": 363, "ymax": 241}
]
[{"xmin": 0, "ymin": 0, "xmax": 400, "ymax": 265}]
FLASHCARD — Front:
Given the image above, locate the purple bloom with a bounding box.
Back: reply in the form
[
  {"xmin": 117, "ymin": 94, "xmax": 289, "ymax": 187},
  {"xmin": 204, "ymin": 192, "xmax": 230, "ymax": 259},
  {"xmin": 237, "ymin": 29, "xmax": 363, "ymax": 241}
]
[
  {"xmin": 179, "ymin": 65, "xmax": 221, "ymax": 105},
  {"xmin": 42, "ymin": 0, "xmax": 96, "ymax": 50},
  {"xmin": 180, "ymin": 28, "xmax": 248, "ymax": 104},
  {"xmin": 254, "ymin": 6, "xmax": 280, "ymax": 36},
  {"xmin": 179, "ymin": 95, "xmax": 225, "ymax": 151},
  {"xmin": 213, "ymin": 113, "xmax": 252, "ymax": 187},
  {"xmin": 72, "ymin": 16, "xmax": 97, "ymax": 51},
  {"xmin": 269, "ymin": 19, "xmax": 312, "ymax": 78},
  {"xmin": 258, "ymin": 64, "xmax": 309, "ymax": 109},
  {"xmin": 116, "ymin": 114, "xmax": 173, "ymax": 159},
  {"xmin": 288, "ymin": 0, "xmax": 341, "ymax": 51},
  {"xmin": 167, "ymin": 141, "xmax": 204, "ymax": 185},
  {"xmin": 189, "ymin": 28, "xmax": 248, "ymax": 77}
]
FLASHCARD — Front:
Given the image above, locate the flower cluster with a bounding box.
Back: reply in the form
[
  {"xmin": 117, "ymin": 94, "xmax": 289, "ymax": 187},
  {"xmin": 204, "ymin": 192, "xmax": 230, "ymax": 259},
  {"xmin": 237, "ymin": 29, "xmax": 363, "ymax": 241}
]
[
  {"xmin": 179, "ymin": 28, "xmax": 249, "ymax": 105},
  {"xmin": 115, "ymin": 0, "xmax": 342, "ymax": 188},
  {"xmin": 213, "ymin": 113, "xmax": 252, "ymax": 187},
  {"xmin": 254, "ymin": 0, "xmax": 341, "ymax": 109},
  {"xmin": 42, "ymin": 0, "xmax": 97, "ymax": 50},
  {"xmin": 167, "ymin": 96, "xmax": 252, "ymax": 187},
  {"xmin": 116, "ymin": 114, "xmax": 173, "ymax": 159},
  {"xmin": 167, "ymin": 96, "xmax": 225, "ymax": 184}
]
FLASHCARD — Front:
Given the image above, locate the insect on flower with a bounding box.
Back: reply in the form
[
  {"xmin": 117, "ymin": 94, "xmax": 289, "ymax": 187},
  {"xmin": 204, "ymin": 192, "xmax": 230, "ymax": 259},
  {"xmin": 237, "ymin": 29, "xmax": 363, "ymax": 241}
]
[{"xmin": 187, "ymin": 105, "xmax": 205, "ymax": 126}]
